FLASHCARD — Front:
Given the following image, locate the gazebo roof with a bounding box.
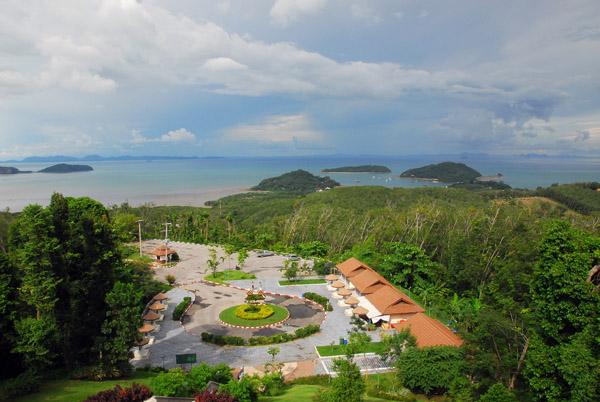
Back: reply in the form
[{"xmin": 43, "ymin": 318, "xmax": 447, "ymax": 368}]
[
  {"xmin": 150, "ymin": 244, "xmax": 177, "ymax": 256},
  {"xmin": 338, "ymin": 288, "xmax": 352, "ymax": 296},
  {"xmin": 331, "ymin": 281, "xmax": 345, "ymax": 288},
  {"xmin": 153, "ymin": 292, "xmax": 168, "ymax": 301},
  {"xmin": 138, "ymin": 323, "xmax": 156, "ymax": 333},
  {"xmin": 325, "ymin": 274, "xmax": 339, "ymax": 281},
  {"xmin": 352, "ymin": 306, "xmax": 369, "ymax": 315},
  {"xmin": 344, "ymin": 296, "xmax": 359, "ymax": 305},
  {"xmin": 133, "ymin": 337, "xmax": 150, "ymax": 346},
  {"xmin": 148, "ymin": 301, "xmax": 166, "ymax": 311},
  {"xmin": 143, "ymin": 311, "xmax": 161, "ymax": 321}
]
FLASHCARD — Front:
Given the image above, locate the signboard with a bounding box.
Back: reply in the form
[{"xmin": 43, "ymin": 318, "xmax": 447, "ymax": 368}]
[{"xmin": 176, "ymin": 353, "xmax": 197, "ymax": 364}]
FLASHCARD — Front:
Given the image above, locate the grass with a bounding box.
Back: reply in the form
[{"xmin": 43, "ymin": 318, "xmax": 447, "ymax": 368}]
[
  {"xmin": 205, "ymin": 270, "xmax": 256, "ymax": 284},
  {"xmin": 258, "ymin": 383, "xmax": 394, "ymax": 401},
  {"xmin": 316, "ymin": 342, "xmax": 387, "ymax": 357},
  {"xmin": 219, "ymin": 304, "xmax": 289, "ymax": 327},
  {"xmin": 13, "ymin": 371, "xmax": 158, "ymax": 402},
  {"xmin": 279, "ymin": 279, "xmax": 326, "ymax": 286}
]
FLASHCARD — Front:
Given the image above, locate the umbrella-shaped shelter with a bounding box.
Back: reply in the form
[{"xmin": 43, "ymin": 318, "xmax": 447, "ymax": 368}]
[
  {"xmin": 338, "ymin": 288, "xmax": 353, "ymax": 297},
  {"xmin": 352, "ymin": 306, "xmax": 369, "ymax": 316},
  {"xmin": 153, "ymin": 292, "xmax": 168, "ymax": 301},
  {"xmin": 143, "ymin": 311, "xmax": 161, "ymax": 321},
  {"xmin": 325, "ymin": 274, "xmax": 339, "ymax": 282},
  {"xmin": 331, "ymin": 281, "xmax": 345, "ymax": 289},
  {"xmin": 138, "ymin": 323, "xmax": 156, "ymax": 334},
  {"xmin": 133, "ymin": 337, "xmax": 150, "ymax": 347},
  {"xmin": 148, "ymin": 301, "xmax": 166, "ymax": 311},
  {"xmin": 149, "ymin": 244, "xmax": 178, "ymax": 262},
  {"xmin": 344, "ymin": 296, "xmax": 359, "ymax": 306}
]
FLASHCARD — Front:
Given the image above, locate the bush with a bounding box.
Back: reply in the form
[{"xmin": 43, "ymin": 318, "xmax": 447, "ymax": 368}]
[
  {"xmin": 288, "ymin": 375, "xmax": 330, "ymax": 386},
  {"xmin": 219, "ymin": 378, "xmax": 258, "ymax": 402},
  {"xmin": 294, "ymin": 324, "xmax": 320, "ymax": 339},
  {"xmin": 84, "ymin": 383, "xmax": 152, "ymax": 402},
  {"xmin": 0, "ymin": 371, "xmax": 40, "ymax": 401},
  {"xmin": 303, "ymin": 292, "xmax": 332, "ymax": 311},
  {"xmin": 194, "ymin": 390, "xmax": 238, "ymax": 402},
  {"xmin": 70, "ymin": 364, "xmax": 123, "ymax": 381},
  {"xmin": 173, "ymin": 297, "xmax": 192, "ymax": 321},
  {"xmin": 234, "ymin": 304, "xmax": 274, "ymax": 320}
]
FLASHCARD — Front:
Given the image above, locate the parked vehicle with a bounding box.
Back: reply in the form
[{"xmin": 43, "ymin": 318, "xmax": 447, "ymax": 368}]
[
  {"xmin": 257, "ymin": 250, "xmax": 275, "ymax": 257},
  {"xmin": 284, "ymin": 254, "xmax": 300, "ymax": 261}
]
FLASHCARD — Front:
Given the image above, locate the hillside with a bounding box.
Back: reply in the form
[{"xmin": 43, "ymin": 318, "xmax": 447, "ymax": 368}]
[
  {"xmin": 38, "ymin": 163, "xmax": 94, "ymax": 173},
  {"xmin": 400, "ymin": 161, "xmax": 481, "ymax": 182},
  {"xmin": 0, "ymin": 166, "xmax": 32, "ymax": 174},
  {"xmin": 251, "ymin": 169, "xmax": 340, "ymax": 194},
  {"xmin": 322, "ymin": 165, "xmax": 391, "ymax": 173}
]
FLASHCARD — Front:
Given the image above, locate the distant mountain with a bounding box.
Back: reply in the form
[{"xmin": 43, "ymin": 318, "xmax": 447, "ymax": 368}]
[
  {"xmin": 0, "ymin": 155, "xmax": 225, "ymax": 163},
  {"xmin": 252, "ymin": 169, "xmax": 340, "ymax": 193},
  {"xmin": 22, "ymin": 155, "xmax": 79, "ymax": 162},
  {"xmin": 38, "ymin": 164, "xmax": 94, "ymax": 173},
  {"xmin": 322, "ymin": 165, "xmax": 391, "ymax": 173},
  {"xmin": 400, "ymin": 162, "xmax": 481, "ymax": 183}
]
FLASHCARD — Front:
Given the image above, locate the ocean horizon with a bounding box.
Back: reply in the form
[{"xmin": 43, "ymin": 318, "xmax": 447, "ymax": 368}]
[{"xmin": 1, "ymin": 155, "xmax": 599, "ymax": 212}]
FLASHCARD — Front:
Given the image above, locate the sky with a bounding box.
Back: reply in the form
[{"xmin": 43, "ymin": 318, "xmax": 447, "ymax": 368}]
[{"xmin": 1, "ymin": 0, "xmax": 599, "ymax": 159}]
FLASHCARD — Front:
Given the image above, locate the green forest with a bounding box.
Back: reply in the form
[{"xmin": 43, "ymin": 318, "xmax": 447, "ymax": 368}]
[
  {"xmin": 321, "ymin": 165, "xmax": 391, "ymax": 173},
  {"xmin": 400, "ymin": 161, "xmax": 482, "ymax": 182},
  {"xmin": 0, "ymin": 180, "xmax": 599, "ymax": 401}
]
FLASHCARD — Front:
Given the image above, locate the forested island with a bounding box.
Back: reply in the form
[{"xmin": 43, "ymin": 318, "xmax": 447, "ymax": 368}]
[
  {"xmin": 251, "ymin": 169, "xmax": 340, "ymax": 193},
  {"xmin": 1, "ymin": 179, "xmax": 599, "ymax": 401},
  {"xmin": 0, "ymin": 166, "xmax": 31, "ymax": 174},
  {"xmin": 38, "ymin": 163, "xmax": 94, "ymax": 173},
  {"xmin": 321, "ymin": 164, "xmax": 391, "ymax": 173},
  {"xmin": 399, "ymin": 161, "xmax": 481, "ymax": 182}
]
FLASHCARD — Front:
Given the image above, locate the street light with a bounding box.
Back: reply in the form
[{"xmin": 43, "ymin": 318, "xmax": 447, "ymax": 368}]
[
  {"xmin": 163, "ymin": 222, "xmax": 172, "ymax": 262},
  {"xmin": 136, "ymin": 219, "xmax": 144, "ymax": 258}
]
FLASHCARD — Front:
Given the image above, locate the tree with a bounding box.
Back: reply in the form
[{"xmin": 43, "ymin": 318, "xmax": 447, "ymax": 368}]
[
  {"xmin": 99, "ymin": 281, "xmax": 143, "ymax": 373},
  {"xmin": 348, "ymin": 331, "xmax": 371, "ymax": 379},
  {"xmin": 380, "ymin": 242, "xmax": 440, "ymax": 291},
  {"xmin": 378, "ymin": 327, "xmax": 417, "ymax": 362},
  {"xmin": 223, "ymin": 244, "xmax": 236, "ymax": 270},
  {"xmin": 206, "ymin": 248, "xmax": 223, "ymax": 278},
  {"xmin": 479, "ymin": 382, "xmax": 518, "ymax": 402},
  {"xmin": 526, "ymin": 221, "xmax": 600, "ymax": 402},
  {"xmin": 317, "ymin": 356, "xmax": 366, "ymax": 402},
  {"xmin": 237, "ymin": 248, "xmax": 249, "ymax": 267}
]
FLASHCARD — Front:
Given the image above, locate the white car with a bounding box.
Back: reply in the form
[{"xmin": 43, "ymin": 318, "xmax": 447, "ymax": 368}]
[
  {"xmin": 284, "ymin": 254, "xmax": 300, "ymax": 261},
  {"xmin": 256, "ymin": 250, "xmax": 275, "ymax": 257}
]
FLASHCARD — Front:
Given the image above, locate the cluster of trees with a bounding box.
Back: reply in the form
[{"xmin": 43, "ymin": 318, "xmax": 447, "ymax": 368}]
[
  {"xmin": 251, "ymin": 169, "xmax": 340, "ymax": 193},
  {"xmin": 399, "ymin": 161, "xmax": 481, "ymax": 182},
  {"xmin": 0, "ymin": 194, "xmax": 168, "ymax": 389}
]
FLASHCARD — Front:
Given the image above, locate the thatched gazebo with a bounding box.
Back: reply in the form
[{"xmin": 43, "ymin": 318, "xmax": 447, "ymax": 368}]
[
  {"xmin": 150, "ymin": 244, "xmax": 178, "ymax": 262},
  {"xmin": 148, "ymin": 301, "xmax": 166, "ymax": 311},
  {"xmin": 325, "ymin": 274, "xmax": 339, "ymax": 283},
  {"xmin": 153, "ymin": 292, "xmax": 168, "ymax": 301},
  {"xmin": 344, "ymin": 296, "xmax": 359, "ymax": 306},
  {"xmin": 331, "ymin": 281, "xmax": 345, "ymax": 289},
  {"xmin": 133, "ymin": 337, "xmax": 150, "ymax": 347},
  {"xmin": 352, "ymin": 306, "xmax": 369, "ymax": 316},
  {"xmin": 338, "ymin": 288, "xmax": 352, "ymax": 297},
  {"xmin": 138, "ymin": 323, "xmax": 156, "ymax": 334},
  {"xmin": 143, "ymin": 311, "xmax": 161, "ymax": 322}
]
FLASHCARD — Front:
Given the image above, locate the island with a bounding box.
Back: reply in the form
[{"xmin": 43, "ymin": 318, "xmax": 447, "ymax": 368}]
[
  {"xmin": 321, "ymin": 164, "xmax": 391, "ymax": 173},
  {"xmin": 38, "ymin": 163, "xmax": 94, "ymax": 173},
  {"xmin": 0, "ymin": 166, "xmax": 32, "ymax": 174},
  {"xmin": 251, "ymin": 169, "xmax": 340, "ymax": 194},
  {"xmin": 399, "ymin": 161, "xmax": 481, "ymax": 183}
]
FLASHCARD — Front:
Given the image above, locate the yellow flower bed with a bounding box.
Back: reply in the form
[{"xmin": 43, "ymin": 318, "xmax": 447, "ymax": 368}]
[{"xmin": 234, "ymin": 304, "xmax": 275, "ymax": 320}]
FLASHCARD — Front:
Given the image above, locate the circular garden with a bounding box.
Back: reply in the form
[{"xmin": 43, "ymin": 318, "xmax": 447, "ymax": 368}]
[{"xmin": 219, "ymin": 303, "xmax": 289, "ymax": 327}]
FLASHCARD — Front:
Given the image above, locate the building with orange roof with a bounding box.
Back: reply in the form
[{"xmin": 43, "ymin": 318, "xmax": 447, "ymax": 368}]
[
  {"xmin": 335, "ymin": 257, "xmax": 424, "ymax": 324},
  {"xmin": 149, "ymin": 244, "xmax": 178, "ymax": 262},
  {"xmin": 394, "ymin": 312, "xmax": 463, "ymax": 347}
]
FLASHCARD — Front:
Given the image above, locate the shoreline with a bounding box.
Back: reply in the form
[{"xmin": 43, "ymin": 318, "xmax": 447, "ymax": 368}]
[{"xmin": 0, "ymin": 186, "xmax": 254, "ymax": 213}]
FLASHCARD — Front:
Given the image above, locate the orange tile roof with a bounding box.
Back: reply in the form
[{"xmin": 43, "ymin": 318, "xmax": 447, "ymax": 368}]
[
  {"xmin": 352, "ymin": 270, "xmax": 386, "ymax": 294},
  {"xmin": 362, "ymin": 283, "xmax": 386, "ymax": 294},
  {"xmin": 347, "ymin": 267, "xmax": 368, "ymax": 278},
  {"xmin": 394, "ymin": 313, "xmax": 463, "ymax": 347},
  {"xmin": 366, "ymin": 285, "xmax": 424, "ymax": 315},
  {"xmin": 336, "ymin": 257, "xmax": 371, "ymax": 277}
]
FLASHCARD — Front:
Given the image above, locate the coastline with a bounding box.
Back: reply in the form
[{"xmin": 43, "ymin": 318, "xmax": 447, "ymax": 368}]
[{"xmin": 0, "ymin": 186, "xmax": 253, "ymax": 213}]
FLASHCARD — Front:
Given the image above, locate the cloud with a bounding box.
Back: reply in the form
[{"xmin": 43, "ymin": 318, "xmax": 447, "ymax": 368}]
[
  {"xmin": 419, "ymin": 9, "xmax": 429, "ymax": 18},
  {"xmin": 130, "ymin": 128, "xmax": 197, "ymax": 144},
  {"xmin": 224, "ymin": 114, "xmax": 321, "ymax": 144},
  {"xmin": 438, "ymin": 110, "xmax": 516, "ymax": 147},
  {"xmin": 350, "ymin": 5, "xmax": 382, "ymax": 25},
  {"xmin": 574, "ymin": 130, "xmax": 590, "ymax": 142},
  {"xmin": 270, "ymin": 0, "xmax": 327, "ymax": 27}
]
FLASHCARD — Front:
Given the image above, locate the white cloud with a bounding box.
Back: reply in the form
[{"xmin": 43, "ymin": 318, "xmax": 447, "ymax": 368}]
[
  {"xmin": 158, "ymin": 128, "xmax": 196, "ymax": 143},
  {"xmin": 350, "ymin": 5, "xmax": 382, "ymax": 25},
  {"xmin": 270, "ymin": 0, "xmax": 327, "ymax": 27},
  {"xmin": 419, "ymin": 9, "xmax": 429, "ymax": 18},
  {"xmin": 225, "ymin": 114, "xmax": 321, "ymax": 144},
  {"xmin": 130, "ymin": 128, "xmax": 197, "ymax": 144}
]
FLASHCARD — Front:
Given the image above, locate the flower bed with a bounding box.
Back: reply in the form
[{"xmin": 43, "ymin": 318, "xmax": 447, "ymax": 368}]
[
  {"xmin": 218, "ymin": 304, "xmax": 289, "ymax": 327},
  {"xmin": 234, "ymin": 304, "xmax": 274, "ymax": 320}
]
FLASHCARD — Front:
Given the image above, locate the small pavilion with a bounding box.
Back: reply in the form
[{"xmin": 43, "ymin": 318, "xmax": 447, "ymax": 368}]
[{"xmin": 150, "ymin": 244, "xmax": 178, "ymax": 262}]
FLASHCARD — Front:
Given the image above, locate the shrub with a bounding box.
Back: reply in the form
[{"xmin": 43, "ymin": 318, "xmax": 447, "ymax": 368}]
[
  {"xmin": 245, "ymin": 294, "xmax": 265, "ymax": 302},
  {"xmin": 219, "ymin": 378, "xmax": 258, "ymax": 402},
  {"xmin": 84, "ymin": 383, "xmax": 152, "ymax": 402},
  {"xmin": 0, "ymin": 371, "xmax": 40, "ymax": 401},
  {"xmin": 70, "ymin": 364, "xmax": 122, "ymax": 381},
  {"xmin": 165, "ymin": 274, "xmax": 176, "ymax": 285},
  {"xmin": 194, "ymin": 390, "xmax": 238, "ymax": 402},
  {"xmin": 234, "ymin": 304, "xmax": 274, "ymax": 320},
  {"xmin": 173, "ymin": 297, "xmax": 192, "ymax": 321},
  {"xmin": 303, "ymin": 292, "xmax": 332, "ymax": 311},
  {"xmin": 294, "ymin": 324, "xmax": 320, "ymax": 339}
]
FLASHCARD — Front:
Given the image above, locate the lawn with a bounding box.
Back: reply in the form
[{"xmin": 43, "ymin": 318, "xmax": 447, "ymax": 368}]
[
  {"xmin": 205, "ymin": 270, "xmax": 256, "ymax": 284},
  {"xmin": 258, "ymin": 384, "xmax": 393, "ymax": 401},
  {"xmin": 278, "ymin": 279, "xmax": 326, "ymax": 286},
  {"xmin": 316, "ymin": 341, "xmax": 387, "ymax": 357},
  {"xmin": 14, "ymin": 371, "xmax": 158, "ymax": 402},
  {"xmin": 219, "ymin": 304, "xmax": 289, "ymax": 327}
]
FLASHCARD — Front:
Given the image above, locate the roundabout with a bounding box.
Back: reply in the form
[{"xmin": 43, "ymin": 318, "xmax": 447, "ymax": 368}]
[{"xmin": 219, "ymin": 303, "xmax": 290, "ymax": 328}]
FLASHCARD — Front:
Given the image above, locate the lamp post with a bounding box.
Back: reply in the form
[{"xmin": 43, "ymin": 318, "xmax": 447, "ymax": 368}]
[
  {"xmin": 136, "ymin": 219, "xmax": 144, "ymax": 258},
  {"xmin": 163, "ymin": 222, "xmax": 172, "ymax": 262}
]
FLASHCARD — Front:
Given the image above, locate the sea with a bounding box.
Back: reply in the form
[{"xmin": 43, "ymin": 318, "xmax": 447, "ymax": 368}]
[{"xmin": 1, "ymin": 155, "xmax": 599, "ymax": 212}]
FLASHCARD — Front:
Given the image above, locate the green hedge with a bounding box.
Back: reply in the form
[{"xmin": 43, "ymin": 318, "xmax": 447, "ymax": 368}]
[
  {"xmin": 303, "ymin": 292, "xmax": 333, "ymax": 311},
  {"xmin": 201, "ymin": 324, "xmax": 320, "ymax": 346},
  {"xmin": 172, "ymin": 297, "xmax": 192, "ymax": 321}
]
